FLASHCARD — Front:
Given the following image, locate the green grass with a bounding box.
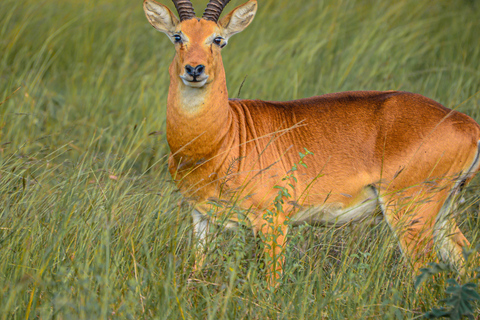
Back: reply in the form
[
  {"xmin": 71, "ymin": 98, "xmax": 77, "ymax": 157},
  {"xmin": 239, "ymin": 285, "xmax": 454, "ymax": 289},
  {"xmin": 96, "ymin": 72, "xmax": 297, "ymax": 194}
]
[{"xmin": 1, "ymin": 0, "xmax": 480, "ymax": 318}]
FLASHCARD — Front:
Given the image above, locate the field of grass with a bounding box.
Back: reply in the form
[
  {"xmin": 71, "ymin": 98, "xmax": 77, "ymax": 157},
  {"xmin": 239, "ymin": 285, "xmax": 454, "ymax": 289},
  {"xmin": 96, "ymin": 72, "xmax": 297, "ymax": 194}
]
[{"xmin": 1, "ymin": 0, "xmax": 480, "ymax": 318}]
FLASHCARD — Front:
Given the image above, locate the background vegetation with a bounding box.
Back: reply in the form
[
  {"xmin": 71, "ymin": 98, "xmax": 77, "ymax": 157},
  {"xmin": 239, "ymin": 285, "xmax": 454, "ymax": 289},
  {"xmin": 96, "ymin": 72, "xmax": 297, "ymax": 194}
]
[{"xmin": 0, "ymin": 0, "xmax": 479, "ymax": 318}]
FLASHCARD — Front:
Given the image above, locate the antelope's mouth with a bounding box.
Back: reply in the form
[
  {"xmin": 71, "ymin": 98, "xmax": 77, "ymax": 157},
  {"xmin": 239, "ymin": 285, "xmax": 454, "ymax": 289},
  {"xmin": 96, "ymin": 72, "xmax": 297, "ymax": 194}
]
[{"xmin": 180, "ymin": 75, "xmax": 209, "ymax": 88}]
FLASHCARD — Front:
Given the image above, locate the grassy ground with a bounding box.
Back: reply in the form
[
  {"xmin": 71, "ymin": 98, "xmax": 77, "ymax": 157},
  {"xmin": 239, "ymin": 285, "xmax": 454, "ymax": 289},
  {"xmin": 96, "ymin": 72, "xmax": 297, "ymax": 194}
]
[{"xmin": 1, "ymin": 0, "xmax": 479, "ymax": 318}]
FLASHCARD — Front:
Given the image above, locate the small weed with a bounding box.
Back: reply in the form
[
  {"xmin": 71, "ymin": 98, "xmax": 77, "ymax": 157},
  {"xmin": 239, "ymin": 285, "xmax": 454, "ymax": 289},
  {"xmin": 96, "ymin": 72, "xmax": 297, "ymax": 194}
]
[{"xmin": 416, "ymin": 247, "xmax": 480, "ymax": 319}]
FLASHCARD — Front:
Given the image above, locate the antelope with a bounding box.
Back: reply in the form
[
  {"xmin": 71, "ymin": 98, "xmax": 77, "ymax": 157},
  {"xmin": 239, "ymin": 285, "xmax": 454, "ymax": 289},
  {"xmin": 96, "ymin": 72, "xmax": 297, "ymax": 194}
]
[{"xmin": 143, "ymin": 0, "xmax": 480, "ymax": 285}]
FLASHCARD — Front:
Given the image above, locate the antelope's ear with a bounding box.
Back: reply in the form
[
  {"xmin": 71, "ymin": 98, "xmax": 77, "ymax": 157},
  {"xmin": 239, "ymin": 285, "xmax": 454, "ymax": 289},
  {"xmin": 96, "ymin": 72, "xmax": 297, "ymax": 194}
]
[
  {"xmin": 219, "ymin": 0, "xmax": 257, "ymax": 40},
  {"xmin": 143, "ymin": 0, "xmax": 179, "ymax": 35}
]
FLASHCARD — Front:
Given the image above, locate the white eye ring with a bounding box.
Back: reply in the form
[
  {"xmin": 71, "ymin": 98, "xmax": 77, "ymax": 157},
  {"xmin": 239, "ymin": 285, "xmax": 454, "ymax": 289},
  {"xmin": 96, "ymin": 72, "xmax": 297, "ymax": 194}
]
[{"xmin": 173, "ymin": 35, "xmax": 182, "ymax": 43}]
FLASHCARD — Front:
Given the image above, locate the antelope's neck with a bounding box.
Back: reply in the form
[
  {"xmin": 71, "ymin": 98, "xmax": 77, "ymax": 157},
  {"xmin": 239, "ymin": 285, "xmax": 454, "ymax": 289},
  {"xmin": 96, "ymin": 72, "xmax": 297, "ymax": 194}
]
[{"xmin": 166, "ymin": 64, "xmax": 232, "ymax": 160}]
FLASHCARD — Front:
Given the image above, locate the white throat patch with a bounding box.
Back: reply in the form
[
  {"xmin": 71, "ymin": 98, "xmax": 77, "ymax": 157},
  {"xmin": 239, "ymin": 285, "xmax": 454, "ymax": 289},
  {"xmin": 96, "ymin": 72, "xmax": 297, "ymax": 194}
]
[{"xmin": 179, "ymin": 85, "xmax": 208, "ymax": 113}]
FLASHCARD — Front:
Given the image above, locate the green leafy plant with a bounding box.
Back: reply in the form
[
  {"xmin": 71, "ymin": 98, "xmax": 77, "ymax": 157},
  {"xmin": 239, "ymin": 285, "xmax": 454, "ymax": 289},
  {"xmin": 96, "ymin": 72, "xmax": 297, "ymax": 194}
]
[
  {"xmin": 259, "ymin": 148, "xmax": 314, "ymax": 280},
  {"xmin": 415, "ymin": 247, "xmax": 480, "ymax": 319},
  {"xmin": 423, "ymin": 279, "xmax": 479, "ymax": 319}
]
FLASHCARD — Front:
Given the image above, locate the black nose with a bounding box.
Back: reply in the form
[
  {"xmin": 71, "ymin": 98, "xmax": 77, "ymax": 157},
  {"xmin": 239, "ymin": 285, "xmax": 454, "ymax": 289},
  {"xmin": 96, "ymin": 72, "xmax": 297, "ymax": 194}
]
[{"xmin": 185, "ymin": 64, "xmax": 205, "ymax": 77}]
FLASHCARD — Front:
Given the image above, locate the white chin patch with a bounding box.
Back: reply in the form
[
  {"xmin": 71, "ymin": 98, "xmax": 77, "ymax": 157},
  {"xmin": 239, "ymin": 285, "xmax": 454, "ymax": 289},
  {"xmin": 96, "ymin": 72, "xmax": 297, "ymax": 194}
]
[{"xmin": 182, "ymin": 78, "xmax": 208, "ymax": 88}]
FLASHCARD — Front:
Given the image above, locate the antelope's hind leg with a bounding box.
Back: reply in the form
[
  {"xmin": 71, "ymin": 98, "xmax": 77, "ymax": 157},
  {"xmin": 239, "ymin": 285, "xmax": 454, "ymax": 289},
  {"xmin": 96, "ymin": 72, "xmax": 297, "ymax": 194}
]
[
  {"xmin": 382, "ymin": 185, "xmax": 455, "ymax": 271},
  {"xmin": 434, "ymin": 143, "xmax": 480, "ymax": 268},
  {"xmin": 434, "ymin": 218, "xmax": 470, "ymax": 268},
  {"xmin": 433, "ymin": 178, "xmax": 476, "ymax": 268},
  {"xmin": 383, "ymin": 180, "xmax": 473, "ymax": 272}
]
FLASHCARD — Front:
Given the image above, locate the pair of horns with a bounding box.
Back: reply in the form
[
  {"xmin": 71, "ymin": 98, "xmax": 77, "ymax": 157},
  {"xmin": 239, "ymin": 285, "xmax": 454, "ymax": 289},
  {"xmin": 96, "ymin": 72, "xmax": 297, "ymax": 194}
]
[{"xmin": 172, "ymin": 0, "xmax": 231, "ymax": 22}]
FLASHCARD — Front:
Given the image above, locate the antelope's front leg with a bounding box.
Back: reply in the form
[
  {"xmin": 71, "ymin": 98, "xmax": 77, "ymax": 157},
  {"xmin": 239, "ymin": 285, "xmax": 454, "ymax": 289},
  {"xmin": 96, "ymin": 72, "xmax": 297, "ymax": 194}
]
[
  {"xmin": 192, "ymin": 209, "xmax": 210, "ymax": 271},
  {"xmin": 258, "ymin": 212, "xmax": 289, "ymax": 287}
]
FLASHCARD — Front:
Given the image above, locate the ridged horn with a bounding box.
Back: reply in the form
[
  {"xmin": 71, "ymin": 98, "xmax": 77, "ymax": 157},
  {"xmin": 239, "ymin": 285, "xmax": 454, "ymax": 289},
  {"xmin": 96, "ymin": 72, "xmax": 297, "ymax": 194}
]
[
  {"xmin": 202, "ymin": 0, "xmax": 231, "ymax": 22},
  {"xmin": 172, "ymin": 0, "xmax": 196, "ymax": 21}
]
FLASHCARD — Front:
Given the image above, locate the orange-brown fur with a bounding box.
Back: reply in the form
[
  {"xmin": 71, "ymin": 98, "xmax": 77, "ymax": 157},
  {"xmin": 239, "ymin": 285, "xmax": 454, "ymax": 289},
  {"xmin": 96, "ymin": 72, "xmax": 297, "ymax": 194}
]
[{"xmin": 145, "ymin": 0, "xmax": 480, "ymax": 285}]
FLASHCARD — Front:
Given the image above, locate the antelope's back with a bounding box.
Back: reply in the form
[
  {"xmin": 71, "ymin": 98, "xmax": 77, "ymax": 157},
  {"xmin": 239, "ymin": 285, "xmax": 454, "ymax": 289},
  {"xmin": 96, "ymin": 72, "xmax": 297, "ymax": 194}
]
[{"xmin": 227, "ymin": 91, "xmax": 480, "ymax": 202}]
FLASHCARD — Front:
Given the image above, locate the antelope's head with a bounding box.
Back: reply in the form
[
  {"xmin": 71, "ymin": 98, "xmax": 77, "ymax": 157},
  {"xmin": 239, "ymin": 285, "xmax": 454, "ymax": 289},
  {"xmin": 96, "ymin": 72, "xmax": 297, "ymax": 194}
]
[{"xmin": 143, "ymin": 0, "xmax": 257, "ymax": 88}]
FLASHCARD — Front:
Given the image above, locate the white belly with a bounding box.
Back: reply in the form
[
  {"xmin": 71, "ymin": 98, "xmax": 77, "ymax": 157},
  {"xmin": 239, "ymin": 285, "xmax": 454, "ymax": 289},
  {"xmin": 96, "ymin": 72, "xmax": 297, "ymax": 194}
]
[{"xmin": 290, "ymin": 197, "xmax": 379, "ymax": 226}]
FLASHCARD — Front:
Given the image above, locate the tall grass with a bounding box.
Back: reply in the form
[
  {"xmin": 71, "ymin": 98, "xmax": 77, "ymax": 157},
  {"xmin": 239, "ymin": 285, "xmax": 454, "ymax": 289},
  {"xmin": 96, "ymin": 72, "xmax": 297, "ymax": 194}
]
[{"xmin": 0, "ymin": 0, "xmax": 479, "ymax": 318}]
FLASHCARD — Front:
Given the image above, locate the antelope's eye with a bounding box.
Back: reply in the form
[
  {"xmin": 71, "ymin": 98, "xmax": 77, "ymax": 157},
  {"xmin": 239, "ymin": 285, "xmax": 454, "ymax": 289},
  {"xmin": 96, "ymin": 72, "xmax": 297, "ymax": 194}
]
[
  {"xmin": 173, "ymin": 35, "xmax": 182, "ymax": 43},
  {"xmin": 213, "ymin": 37, "xmax": 225, "ymax": 47}
]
